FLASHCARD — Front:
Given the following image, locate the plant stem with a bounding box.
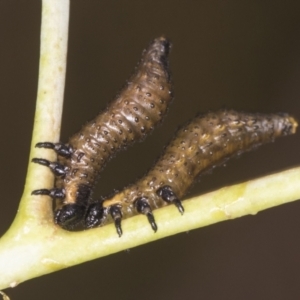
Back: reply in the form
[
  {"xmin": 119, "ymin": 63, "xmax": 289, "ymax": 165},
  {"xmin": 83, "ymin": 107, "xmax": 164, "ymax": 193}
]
[{"xmin": 0, "ymin": 0, "xmax": 299, "ymax": 291}]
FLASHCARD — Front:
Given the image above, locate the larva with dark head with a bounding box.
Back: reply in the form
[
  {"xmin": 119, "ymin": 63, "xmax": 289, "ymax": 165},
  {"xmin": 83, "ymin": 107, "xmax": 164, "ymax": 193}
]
[
  {"xmin": 32, "ymin": 37, "xmax": 173, "ymax": 228},
  {"xmin": 85, "ymin": 110, "xmax": 297, "ymax": 236}
]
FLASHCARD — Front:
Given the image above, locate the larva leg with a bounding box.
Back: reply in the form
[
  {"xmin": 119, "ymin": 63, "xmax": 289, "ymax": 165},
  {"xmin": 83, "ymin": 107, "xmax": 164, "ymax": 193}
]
[
  {"xmin": 35, "ymin": 142, "xmax": 73, "ymax": 158},
  {"xmin": 156, "ymin": 186, "xmax": 184, "ymax": 214},
  {"xmin": 110, "ymin": 205, "xmax": 123, "ymax": 237},
  {"xmin": 84, "ymin": 110, "xmax": 297, "ymax": 236},
  {"xmin": 31, "ymin": 188, "xmax": 65, "ymax": 199},
  {"xmin": 31, "ymin": 158, "xmax": 66, "ymax": 177},
  {"xmin": 134, "ymin": 197, "xmax": 158, "ymax": 232}
]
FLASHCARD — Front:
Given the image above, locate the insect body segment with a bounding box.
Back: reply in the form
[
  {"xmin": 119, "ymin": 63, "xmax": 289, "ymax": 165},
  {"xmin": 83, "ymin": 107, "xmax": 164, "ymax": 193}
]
[
  {"xmin": 32, "ymin": 37, "xmax": 173, "ymax": 229},
  {"xmin": 85, "ymin": 110, "xmax": 297, "ymax": 233},
  {"xmin": 31, "ymin": 37, "xmax": 298, "ymax": 236}
]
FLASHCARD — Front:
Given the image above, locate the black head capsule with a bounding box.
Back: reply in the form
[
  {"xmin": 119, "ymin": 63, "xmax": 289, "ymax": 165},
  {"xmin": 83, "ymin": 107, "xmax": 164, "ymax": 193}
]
[
  {"xmin": 84, "ymin": 202, "xmax": 107, "ymax": 228},
  {"xmin": 135, "ymin": 197, "xmax": 158, "ymax": 232},
  {"xmin": 55, "ymin": 203, "xmax": 86, "ymax": 229}
]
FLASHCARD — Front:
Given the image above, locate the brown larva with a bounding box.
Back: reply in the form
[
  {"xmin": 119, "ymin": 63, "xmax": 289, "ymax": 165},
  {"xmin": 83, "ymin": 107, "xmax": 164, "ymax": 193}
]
[
  {"xmin": 85, "ymin": 110, "xmax": 297, "ymax": 236},
  {"xmin": 31, "ymin": 37, "xmax": 173, "ymax": 228},
  {"xmin": 31, "ymin": 36, "xmax": 297, "ymax": 237}
]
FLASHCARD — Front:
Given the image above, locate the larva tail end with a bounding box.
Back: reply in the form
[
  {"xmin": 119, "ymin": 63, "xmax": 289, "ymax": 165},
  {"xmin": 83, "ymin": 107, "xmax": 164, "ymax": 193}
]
[
  {"xmin": 275, "ymin": 114, "xmax": 298, "ymax": 136},
  {"xmin": 287, "ymin": 116, "xmax": 298, "ymax": 135},
  {"xmin": 143, "ymin": 36, "xmax": 172, "ymax": 70}
]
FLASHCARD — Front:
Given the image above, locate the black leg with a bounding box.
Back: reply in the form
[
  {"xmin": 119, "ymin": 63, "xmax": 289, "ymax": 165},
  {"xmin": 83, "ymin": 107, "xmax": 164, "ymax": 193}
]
[
  {"xmin": 156, "ymin": 185, "xmax": 184, "ymax": 214},
  {"xmin": 110, "ymin": 205, "xmax": 123, "ymax": 237},
  {"xmin": 135, "ymin": 197, "xmax": 157, "ymax": 232},
  {"xmin": 35, "ymin": 142, "xmax": 73, "ymax": 158},
  {"xmin": 31, "ymin": 188, "xmax": 65, "ymax": 199},
  {"xmin": 31, "ymin": 158, "xmax": 66, "ymax": 177}
]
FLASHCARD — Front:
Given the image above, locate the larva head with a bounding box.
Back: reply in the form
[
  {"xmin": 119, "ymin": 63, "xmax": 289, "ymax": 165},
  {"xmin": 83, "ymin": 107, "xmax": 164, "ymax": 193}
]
[
  {"xmin": 54, "ymin": 204, "xmax": 86, "ymax": 229},
  {"xmin": 84, "ymin": 202, "xmax": 106, "ymax": 228}
]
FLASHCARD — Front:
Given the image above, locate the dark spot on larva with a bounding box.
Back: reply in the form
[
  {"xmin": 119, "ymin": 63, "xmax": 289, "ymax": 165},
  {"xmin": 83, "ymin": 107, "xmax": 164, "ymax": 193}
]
[
  {"xmin": 71, "ymin": 169, "xmax": 78, "ymax": 177},
  {"xmin": 118, "ymin": 119, "xmax": 123, "ymax": 124},
  {"xmin": 146, "ymin": 92, "xmax": 151, "ymax": 97},
  {"xmin": 77, "ymin": 152, "xmax": 85, "ymax": 162},
  {"xmin": 133, "ymin": 107, "xmax": 138, "ymax": 111},
  {"xmin": 104, "ymin": 130, "xmax": 108, "ymax": 135},
  {"xmin": 135, "ymin": 117, "xmax": 139, "ymax": 123},
  {"xmin": 150, "ymin": 103, "xmax": 155, "ymax": 108}
]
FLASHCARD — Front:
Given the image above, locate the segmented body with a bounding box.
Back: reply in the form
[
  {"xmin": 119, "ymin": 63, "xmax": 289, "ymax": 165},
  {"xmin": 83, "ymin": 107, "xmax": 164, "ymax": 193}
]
[
  {"xmin": 32, "ymin": 37, "xmax": 173, "ymax": 228},
  {"xmin": 85, "ymin": 110, "xmax": 297, "ymax": 231},
  {"xmin": 31, "ymin": 37, "xmax": 297, "ymax": 236},
  {"xmin": 59, "ymin": 37, "xmax": 172, "ymax": 204}
]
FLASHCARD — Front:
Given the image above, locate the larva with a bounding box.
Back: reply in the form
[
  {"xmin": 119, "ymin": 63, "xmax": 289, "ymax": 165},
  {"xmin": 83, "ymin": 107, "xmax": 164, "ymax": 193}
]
[
  {"xmin": 85, "ymin": 110, "xmax": 297, "ymax": 236},
  {"xmin": 32, "ymin": 37, "xmax": 173, "ymax": 228}
]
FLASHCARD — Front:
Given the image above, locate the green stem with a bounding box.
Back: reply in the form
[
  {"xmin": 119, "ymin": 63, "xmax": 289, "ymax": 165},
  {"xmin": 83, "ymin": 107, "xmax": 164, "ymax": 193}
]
[{"xmin": 0, "ymin": 0, "xmax": 299, "ymax": 291}]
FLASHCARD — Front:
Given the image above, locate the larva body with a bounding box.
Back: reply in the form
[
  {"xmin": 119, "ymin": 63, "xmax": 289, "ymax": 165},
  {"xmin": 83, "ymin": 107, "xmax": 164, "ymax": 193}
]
[
  {"xmin": 85, "ymin": 110, "xmax": 297, "ymax": 233},
  {"xmin": 32, "ymin": 37, "xmax": 173, "ymax": 227}
]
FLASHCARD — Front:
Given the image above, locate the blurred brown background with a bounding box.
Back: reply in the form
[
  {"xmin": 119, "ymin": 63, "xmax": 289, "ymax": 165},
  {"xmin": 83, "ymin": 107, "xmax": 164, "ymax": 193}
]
[{"xmin": 1, "ymin": 1, "xmax": 300, "ymax": 299}]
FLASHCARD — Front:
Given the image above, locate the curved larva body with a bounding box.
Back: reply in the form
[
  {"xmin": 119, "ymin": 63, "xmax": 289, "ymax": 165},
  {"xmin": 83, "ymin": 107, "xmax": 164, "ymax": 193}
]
[
  {"xmin": 32, "ymin": 37, "xmax": 297, "ymax": 236},
  {"xmin": 59, "ymin": 37, "xmax": 172, "ymax": 205},
  {"xmin": 85, "ymin": 110, "xmax": 297, "ymax": 231},
  {"xmin": 32, "ymin": 37, "xmax": 173, "ymax": 227}
]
